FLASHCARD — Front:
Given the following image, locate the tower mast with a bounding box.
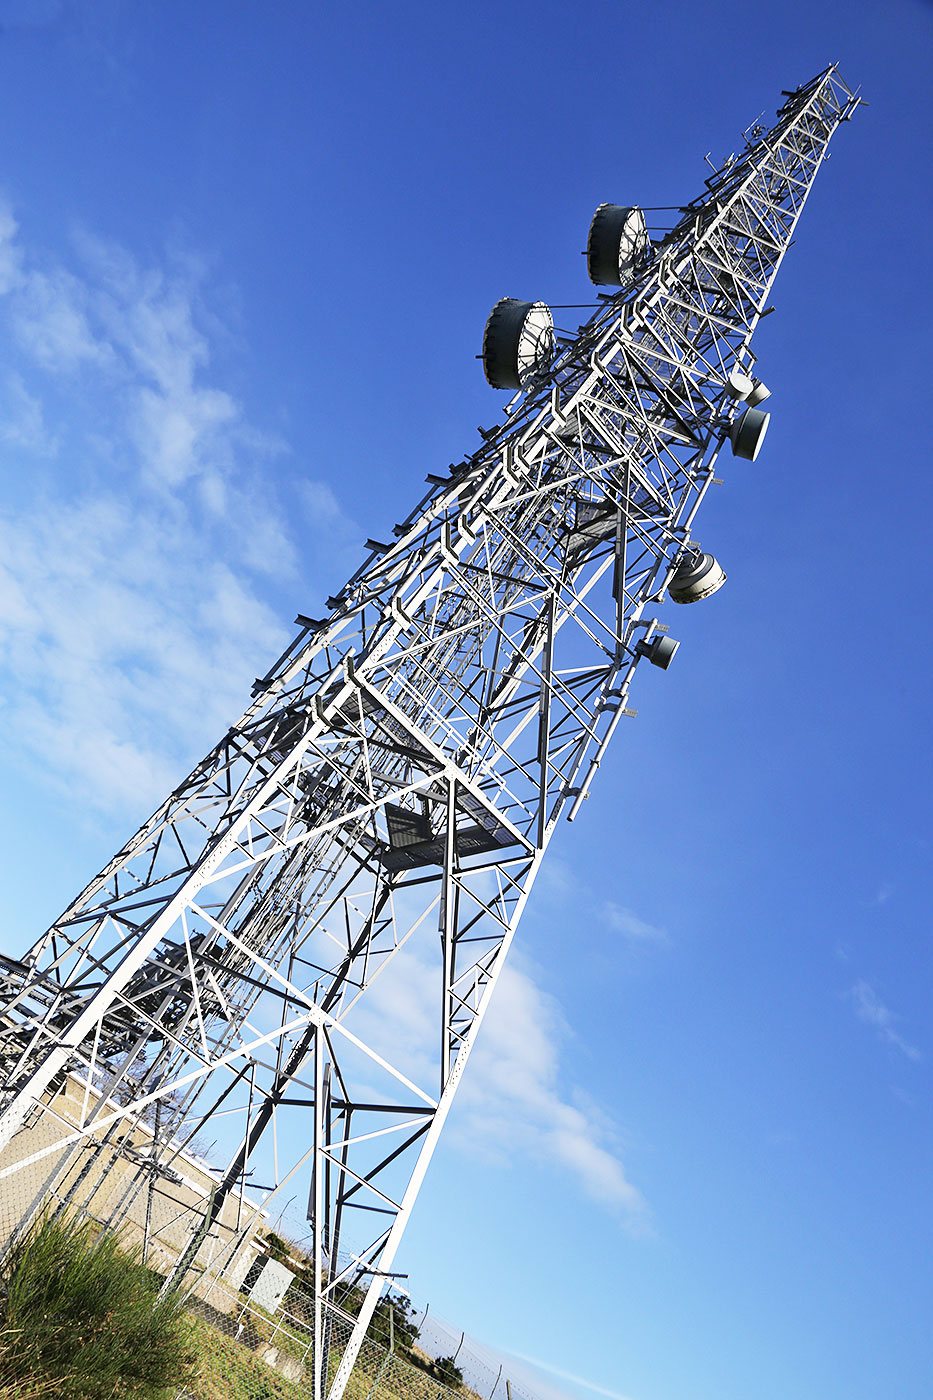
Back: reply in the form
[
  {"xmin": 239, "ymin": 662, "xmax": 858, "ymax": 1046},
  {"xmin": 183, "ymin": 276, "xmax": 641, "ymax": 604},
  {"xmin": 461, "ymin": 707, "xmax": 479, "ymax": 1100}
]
[{"xmin": 0, "ymin": 66, "xmax": 859, "ymax": 1400}]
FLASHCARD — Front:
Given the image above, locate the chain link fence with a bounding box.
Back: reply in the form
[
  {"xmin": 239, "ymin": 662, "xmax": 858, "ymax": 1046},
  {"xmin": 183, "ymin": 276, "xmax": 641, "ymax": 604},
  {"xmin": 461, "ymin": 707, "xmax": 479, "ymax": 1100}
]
[
  {"xmin": 0, "ymin": 1070, "xmax": 265, "ymax": 1299},
  {"xmin": 0, "ymin": 1072, "xmax": 549, "ymax": 1400},
  {"xmin": 176, "ymin": 1272, "xmax": 480, "ymax": 1400}
]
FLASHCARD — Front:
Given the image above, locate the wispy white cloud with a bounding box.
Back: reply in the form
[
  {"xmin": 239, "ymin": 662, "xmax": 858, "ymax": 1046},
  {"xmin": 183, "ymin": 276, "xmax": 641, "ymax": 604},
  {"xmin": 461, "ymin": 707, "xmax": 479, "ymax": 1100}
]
[
  {"xmin": 0, "ymin": 494, "xmax": 289, "ymax": 810},
  {"xmin": 347, "ymin": 934, "xmax": 647, "ymax": 1226},
  {"xmin": 849, "ymin": 980, "xmax": 921, "ymax": 1062},
  {"xmin": 0, "ymin": 372, "xmax": 57, "ymax": 454},
  {"xmin": 532, "ymin": 863, "xmax": 668, "ymax": 954},
  {"xmin": 501, "ymin": 1349, "xmax": 639, "ymax": 1400},
  {"xmin": 300, "ymin": 478, "xmax": 361, "ymax": 578},
  {"xmin": 461, "ymin": 961, "xmax": 647, "ymax": 1221},
  {"xmin": 0, "ymin": 198, "xmax": 356, "ymax": 813},
  {"xmin": 0, "ymin": 204, "xmax": 22, "ymax": 293},
  {"xmin": 534, "ymin": 854, "xmax": 578, "ymax": 901},
  {"xmin": 603, "ymin": 902, "xmax": 667, "ymax": 945},
  {"xmin": 4, "ymin": 214, "xmax": 272, "ymax": 498},
  {"xmin": 12, "ymin": 263, "xmax": 112, "ymax": 371}
]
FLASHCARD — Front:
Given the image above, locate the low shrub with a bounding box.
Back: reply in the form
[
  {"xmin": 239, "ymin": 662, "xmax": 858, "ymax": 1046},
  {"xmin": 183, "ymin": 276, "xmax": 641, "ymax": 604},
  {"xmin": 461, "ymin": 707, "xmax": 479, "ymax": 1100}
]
[
  {"xmin": 431, "ymin": 1356, "xmax": 464, "ymax": 1390},
  {"xmin": 0, "ymin": 1213, "xmax": 194, "ymax": 1400}
]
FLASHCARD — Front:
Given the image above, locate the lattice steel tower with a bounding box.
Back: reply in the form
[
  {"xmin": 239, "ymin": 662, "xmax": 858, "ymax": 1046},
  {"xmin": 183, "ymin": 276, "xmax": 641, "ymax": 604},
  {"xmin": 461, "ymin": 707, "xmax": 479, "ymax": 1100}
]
[{"xmin": 0, "ymin": 67, "xmax": 858, "ymax": 1400}]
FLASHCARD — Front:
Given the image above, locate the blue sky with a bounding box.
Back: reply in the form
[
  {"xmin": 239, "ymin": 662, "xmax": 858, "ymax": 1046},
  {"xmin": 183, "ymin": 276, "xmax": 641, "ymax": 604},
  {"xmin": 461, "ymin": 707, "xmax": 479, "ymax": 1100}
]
[{"xmin": 0, "ymin": 3, "xmax": 930, "ymax": 1399}]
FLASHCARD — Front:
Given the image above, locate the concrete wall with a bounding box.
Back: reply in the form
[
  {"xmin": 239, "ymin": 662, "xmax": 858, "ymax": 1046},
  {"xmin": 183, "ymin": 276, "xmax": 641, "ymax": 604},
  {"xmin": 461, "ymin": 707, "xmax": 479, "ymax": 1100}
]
[{"xmin": 0, "ymin": 1072, "xmax": 266, "ymax": 1312}]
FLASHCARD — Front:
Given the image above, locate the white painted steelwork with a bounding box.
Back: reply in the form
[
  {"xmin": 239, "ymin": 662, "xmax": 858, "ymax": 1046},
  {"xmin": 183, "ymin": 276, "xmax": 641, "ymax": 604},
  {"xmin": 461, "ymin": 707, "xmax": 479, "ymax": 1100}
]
[{"xmin": 0, "ymin": 66, "xmax": 859, "ymax": 1400}]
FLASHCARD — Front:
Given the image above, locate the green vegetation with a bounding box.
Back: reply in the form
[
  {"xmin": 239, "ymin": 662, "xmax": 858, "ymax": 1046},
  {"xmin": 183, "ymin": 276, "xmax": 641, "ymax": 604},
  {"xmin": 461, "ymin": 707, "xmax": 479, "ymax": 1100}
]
[
  {"xmin": 189, "ymin": 1308, "xmax": 468, "ymax": 1400},
  {"xmin": 262, "ymin": 1232, "xmax": 293, "ymax": 1265},
  {"xmin": 0, "ymin": 1367, "xmax": 61, "ymax": 1400},
  {"xmin": 0, "ymin": 1214, "xmax": 194, "ymax": 1400},
  {"xmin": 246, "ymin": 1234, "xmax": 466, "ymax": 1394},
  {"xmin": 0, "ymin": 1214, "xmax": 472, "ymax": 1400},
  {"xmin": 187, "ymin": 1290, "xmax": 476, "ymax": 1400},
  {"xmin": 188, "ymin": 1314, "xmax": 299, "ymax": 1400},
  {"xmin": 430, "ymin": 1358, "xmax": 464, "ymax": 1390},
  {"xmin": 329, "ymin": 1282, "xmax": 446, "ymax": 1378}
]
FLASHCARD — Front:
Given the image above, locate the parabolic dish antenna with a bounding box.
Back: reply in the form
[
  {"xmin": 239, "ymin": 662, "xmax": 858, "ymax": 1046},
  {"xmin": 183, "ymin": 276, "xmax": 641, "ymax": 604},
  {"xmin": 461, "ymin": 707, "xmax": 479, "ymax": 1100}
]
[
  {"xmin": 587, "ymin": 203, "xmax": 649, "ymax": 286},
  {"xmin": 482, "ymin": 297, "xmax": 554, "ymax": 390}
]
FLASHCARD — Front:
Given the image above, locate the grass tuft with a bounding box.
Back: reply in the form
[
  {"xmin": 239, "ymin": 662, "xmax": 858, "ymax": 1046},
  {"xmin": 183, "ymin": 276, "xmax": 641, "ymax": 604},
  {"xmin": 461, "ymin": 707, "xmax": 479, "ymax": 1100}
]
[{"xmin": 0, "ymin": 1212, "xmax": 194, "ymax": 1400}]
